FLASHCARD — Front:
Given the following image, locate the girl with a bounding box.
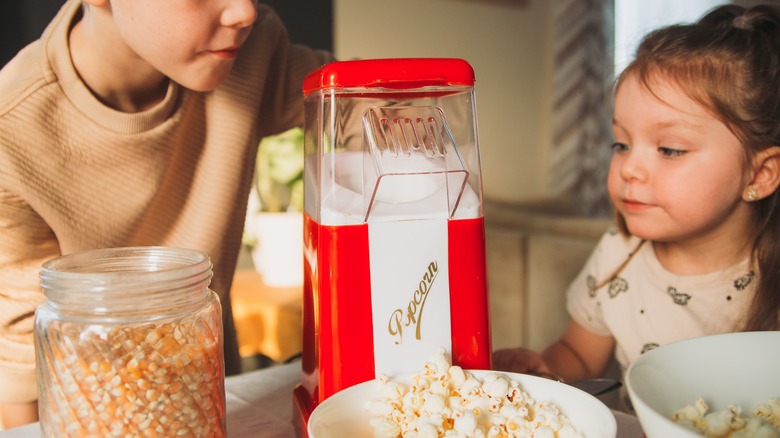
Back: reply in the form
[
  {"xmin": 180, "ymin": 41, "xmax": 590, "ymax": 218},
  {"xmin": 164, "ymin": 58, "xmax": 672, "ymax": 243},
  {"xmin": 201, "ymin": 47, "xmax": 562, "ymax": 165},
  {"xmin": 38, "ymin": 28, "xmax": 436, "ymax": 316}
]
[
  {"xmin": 0, "ymin": 0, "xmax": 331, "ymax": 427},
  {"xmin": 494, "ymin": 3, "xmax": 780, "ymax": 399}
]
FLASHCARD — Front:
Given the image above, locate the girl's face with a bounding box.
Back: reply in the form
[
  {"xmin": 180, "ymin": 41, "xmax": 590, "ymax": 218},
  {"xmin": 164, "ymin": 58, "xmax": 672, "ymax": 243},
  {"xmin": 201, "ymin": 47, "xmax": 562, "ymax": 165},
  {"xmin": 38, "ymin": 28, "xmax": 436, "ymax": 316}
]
[
  {"xmin": 608, "ymin": 73, "xmax": 752, "ymax": 246},
  {"xmin": 108, "ymin": 0, "xmax": 258, "ymax": 91}
]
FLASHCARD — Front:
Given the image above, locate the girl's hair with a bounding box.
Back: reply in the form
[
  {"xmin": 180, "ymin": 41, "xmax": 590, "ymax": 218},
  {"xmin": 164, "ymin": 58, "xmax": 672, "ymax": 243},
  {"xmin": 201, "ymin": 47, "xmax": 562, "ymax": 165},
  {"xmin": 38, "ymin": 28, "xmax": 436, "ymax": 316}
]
[{"xmin": 615, "ymin": 4, "xmax": 780, "ymax": 331}]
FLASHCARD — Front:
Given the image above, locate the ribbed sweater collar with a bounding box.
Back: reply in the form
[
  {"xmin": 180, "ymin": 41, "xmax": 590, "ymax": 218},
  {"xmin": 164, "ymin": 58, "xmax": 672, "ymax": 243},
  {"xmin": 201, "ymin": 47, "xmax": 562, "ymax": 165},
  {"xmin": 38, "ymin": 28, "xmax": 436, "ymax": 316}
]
[{"xmin": 45, "ymin": 0, "xmax": 181, "ymax": 134}]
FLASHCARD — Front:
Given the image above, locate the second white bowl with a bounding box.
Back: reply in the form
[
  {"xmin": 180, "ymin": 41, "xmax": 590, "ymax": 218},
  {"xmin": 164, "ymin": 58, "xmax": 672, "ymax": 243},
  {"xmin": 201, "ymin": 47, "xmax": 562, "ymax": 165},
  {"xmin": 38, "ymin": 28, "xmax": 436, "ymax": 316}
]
[{"xmin": 626, "ymin": 331, "xmax": 780, "ymax": 438}]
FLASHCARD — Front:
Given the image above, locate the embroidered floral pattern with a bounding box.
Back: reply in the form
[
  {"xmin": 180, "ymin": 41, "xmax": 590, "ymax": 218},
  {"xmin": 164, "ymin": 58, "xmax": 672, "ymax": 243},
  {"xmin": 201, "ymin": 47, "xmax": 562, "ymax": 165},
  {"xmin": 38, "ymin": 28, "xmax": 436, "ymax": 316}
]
[
  {"xmin": 667, "ymin": 286, "xmax": 691, "ymax": 305},
  {"xmin": 607, "ymin": 277, "xmax": 628, "ymax": 298},
  {"xmin": 641, "ymin": 343, "xmax": 659, "ymax": 354},
  {"xmin": 586, "ymin": 275, "xmax": 597, "ymax": 297},
  {"xmin": 733, "ymin": 271, "xmax": 754, "ymax": 291}
]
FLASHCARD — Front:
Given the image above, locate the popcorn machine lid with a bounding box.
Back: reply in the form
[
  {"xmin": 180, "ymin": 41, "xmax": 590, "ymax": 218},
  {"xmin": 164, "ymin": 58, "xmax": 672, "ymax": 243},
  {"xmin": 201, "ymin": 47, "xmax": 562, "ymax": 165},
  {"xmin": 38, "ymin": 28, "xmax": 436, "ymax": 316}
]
[
  {"xmin": 302, "ymin": 57, "xmax": 483, "ymax": 225},
  {"xmin": 302, "ymin": 58, "xmax": 475, "ymax": 94}
]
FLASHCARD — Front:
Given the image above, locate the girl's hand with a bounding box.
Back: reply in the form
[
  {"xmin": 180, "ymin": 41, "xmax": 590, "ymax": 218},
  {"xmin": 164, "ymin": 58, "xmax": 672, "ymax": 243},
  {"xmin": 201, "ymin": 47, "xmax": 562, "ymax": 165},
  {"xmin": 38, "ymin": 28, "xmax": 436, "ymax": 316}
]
[
  {"xmin": 541, "ymin": 320, "xmax": 616, "ymax": 382},
  {"xmin": 493, "ymin": 320, "xmax": 615, "ymax": 383},
  {"xmin": 492, "ymin": 347, "xmax": 554, "ymax": 377}
]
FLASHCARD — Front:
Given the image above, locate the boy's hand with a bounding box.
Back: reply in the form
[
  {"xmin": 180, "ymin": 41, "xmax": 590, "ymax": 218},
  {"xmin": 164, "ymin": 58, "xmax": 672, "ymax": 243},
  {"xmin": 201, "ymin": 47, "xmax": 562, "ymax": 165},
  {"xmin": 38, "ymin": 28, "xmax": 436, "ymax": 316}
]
[{"xmin": 1, "ymin": 401, "xmax": 38, "ymax": 429}]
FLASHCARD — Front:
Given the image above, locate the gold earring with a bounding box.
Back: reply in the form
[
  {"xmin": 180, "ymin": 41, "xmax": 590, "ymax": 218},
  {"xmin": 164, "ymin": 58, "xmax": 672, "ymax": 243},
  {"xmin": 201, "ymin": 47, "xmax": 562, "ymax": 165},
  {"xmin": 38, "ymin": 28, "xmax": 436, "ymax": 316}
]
[{"xmin": 746, "ymin": 186, "xmax": 759, "ymax": 202}]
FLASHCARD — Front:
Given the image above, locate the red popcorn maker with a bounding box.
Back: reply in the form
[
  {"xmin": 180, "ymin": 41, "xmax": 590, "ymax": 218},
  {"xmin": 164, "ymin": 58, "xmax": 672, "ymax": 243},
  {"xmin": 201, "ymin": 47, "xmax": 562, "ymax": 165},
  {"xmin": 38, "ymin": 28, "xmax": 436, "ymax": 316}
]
[{"xmin": 293, "ymin": 58, "xmax": 492, "ymax": 432}]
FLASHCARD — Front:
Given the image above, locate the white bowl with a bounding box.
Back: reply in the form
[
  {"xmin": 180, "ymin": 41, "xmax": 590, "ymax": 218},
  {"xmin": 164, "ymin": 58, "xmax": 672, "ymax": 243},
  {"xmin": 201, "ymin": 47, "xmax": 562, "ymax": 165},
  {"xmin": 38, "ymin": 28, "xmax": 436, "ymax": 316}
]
[
  {"xmin": 626, "ymin": 331, "xmax": 780, "ymax": 438},
  {"xmin": 308, "ymin": 369, "xmax": 617, "ymax": 437}
]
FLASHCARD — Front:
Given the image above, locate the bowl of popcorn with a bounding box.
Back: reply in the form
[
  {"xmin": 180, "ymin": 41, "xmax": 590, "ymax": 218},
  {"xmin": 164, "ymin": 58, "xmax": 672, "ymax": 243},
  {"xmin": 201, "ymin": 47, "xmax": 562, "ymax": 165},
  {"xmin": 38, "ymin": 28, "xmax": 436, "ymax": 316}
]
[
  {"xmin": 308, "ymin": 350, "xmax": 616, "ymax": 437},
  {"xmin": 626, "ymin": 331, "xmax": 780, "ymax": 438}
]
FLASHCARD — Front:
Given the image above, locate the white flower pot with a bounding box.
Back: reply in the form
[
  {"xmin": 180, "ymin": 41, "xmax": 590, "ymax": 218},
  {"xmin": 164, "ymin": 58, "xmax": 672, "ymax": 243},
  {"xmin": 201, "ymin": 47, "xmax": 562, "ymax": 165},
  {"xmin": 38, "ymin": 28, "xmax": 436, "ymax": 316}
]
[{"xmin": 248, "ymin": 212, "xmax": 303, "ymax": 287}]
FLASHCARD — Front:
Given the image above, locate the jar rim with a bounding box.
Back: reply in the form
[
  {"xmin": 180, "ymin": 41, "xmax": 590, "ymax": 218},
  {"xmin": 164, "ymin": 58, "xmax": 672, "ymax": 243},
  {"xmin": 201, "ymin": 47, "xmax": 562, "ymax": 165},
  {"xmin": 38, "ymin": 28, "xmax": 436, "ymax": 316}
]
[{"xmin": 39, "ymin": 246, "xmax": 213, "ymax": 305}]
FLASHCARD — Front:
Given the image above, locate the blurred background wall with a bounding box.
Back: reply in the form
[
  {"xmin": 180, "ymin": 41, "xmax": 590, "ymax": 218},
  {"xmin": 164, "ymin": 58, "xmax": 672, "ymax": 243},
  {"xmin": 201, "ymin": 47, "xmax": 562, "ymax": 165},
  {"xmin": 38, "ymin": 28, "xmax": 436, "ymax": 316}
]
[{"xmin": 0, "ymin": 1, "xmax": 62, "ymax": 66}]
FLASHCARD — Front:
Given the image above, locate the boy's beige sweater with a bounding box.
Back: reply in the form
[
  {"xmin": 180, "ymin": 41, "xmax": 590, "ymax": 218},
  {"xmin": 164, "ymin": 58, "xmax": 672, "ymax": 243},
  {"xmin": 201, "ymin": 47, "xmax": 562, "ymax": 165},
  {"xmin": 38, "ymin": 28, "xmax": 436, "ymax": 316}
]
[{"xmin": 0, "ymin": 0, "xmax": 330, "ymax": 403}]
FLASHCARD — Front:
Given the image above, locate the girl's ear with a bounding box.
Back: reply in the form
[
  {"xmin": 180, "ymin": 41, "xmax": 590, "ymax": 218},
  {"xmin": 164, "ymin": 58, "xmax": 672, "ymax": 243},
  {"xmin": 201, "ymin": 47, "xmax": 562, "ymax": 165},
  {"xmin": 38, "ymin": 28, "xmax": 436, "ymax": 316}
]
[{"xmin": 746, "ymin": 146, "xmax": 780, "ymax": 201}]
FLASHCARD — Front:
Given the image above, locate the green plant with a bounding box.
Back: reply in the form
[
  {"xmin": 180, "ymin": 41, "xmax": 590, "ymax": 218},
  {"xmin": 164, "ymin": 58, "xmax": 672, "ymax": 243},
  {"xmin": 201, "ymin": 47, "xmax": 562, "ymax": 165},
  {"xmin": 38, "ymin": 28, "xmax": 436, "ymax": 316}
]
[
  {"xmin": 242, "ymin": 127, "xmax": 304, "ymax": 249},
  {"xmin": 254, "ymin": 127, "xmax": 304, "ymax": 213}
]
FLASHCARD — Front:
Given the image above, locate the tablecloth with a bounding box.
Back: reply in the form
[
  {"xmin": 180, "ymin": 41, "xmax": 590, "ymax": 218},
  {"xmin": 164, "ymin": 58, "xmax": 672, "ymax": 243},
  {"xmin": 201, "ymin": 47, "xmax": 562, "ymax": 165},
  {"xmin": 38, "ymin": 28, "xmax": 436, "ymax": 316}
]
[{"xmin": 0, "ymin": 363, "xmax": 643, "ymax": 437}]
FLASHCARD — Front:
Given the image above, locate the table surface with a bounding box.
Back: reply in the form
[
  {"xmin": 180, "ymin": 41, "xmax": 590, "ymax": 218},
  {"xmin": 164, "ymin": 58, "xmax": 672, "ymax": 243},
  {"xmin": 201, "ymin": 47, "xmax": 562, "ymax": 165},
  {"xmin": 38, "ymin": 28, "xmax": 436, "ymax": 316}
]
[{"xmin": 0, "ymin": 363, "xmax": 644, "ymax": 437}]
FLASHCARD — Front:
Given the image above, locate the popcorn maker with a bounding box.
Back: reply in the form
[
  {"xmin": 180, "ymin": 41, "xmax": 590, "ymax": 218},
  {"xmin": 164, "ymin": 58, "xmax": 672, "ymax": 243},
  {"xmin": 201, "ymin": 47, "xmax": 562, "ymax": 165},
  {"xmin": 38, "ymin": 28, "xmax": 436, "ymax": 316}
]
[{"xmin": 293, "ymin": 58, "xmax": 492, "ymax": 432}]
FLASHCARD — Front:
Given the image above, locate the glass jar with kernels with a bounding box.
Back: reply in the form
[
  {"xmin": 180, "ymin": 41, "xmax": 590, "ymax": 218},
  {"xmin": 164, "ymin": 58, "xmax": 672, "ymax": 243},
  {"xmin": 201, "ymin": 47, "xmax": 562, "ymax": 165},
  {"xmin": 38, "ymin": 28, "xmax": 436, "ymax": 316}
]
[{"xmin": 34, "ymin": 246, "xmax": 226, "ymax": 438}]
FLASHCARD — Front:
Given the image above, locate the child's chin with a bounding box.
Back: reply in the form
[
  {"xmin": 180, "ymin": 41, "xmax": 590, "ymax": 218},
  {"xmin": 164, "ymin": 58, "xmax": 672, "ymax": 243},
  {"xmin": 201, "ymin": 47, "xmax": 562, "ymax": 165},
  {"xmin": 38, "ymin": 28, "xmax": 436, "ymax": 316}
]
[
  {"xmin": 623, "ymin": 223, "xmax": 657, "ymax": 241},
  {"xmin": 181, "ymin": 69, "xmax": 232, "ymax": 92}
]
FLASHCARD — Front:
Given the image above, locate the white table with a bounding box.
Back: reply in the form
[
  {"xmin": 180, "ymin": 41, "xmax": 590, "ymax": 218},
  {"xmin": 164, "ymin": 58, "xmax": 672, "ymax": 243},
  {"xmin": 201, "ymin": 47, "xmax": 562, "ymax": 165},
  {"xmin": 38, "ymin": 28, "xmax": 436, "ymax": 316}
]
[{"xmin": 0, "ymin": 363, "xmax": 644, "ymax": 437}]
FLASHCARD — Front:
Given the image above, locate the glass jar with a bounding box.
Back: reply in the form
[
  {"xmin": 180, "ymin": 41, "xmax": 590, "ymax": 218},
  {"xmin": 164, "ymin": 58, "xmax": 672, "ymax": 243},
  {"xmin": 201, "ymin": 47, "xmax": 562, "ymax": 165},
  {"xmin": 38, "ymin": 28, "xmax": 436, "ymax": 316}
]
[{"xmin": 34, "ymin": 247, "xmax": 226, "ymax": 438}]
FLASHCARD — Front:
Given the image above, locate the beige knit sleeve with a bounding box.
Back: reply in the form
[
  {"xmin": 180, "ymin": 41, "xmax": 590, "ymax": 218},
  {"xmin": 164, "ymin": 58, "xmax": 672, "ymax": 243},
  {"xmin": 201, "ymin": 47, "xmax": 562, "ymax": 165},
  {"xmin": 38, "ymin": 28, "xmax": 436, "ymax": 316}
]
[{"xmin": 0, "ymin": 188, "xmax": 60, "ymax": 404}]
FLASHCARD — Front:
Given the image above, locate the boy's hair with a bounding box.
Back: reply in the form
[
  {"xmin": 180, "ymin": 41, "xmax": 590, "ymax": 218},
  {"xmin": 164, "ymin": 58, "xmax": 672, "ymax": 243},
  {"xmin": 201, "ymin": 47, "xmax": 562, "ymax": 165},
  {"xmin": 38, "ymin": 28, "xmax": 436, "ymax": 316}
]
[{"xmin": 615, "ymin": 4, "xmax": 780, "ymax": 331}]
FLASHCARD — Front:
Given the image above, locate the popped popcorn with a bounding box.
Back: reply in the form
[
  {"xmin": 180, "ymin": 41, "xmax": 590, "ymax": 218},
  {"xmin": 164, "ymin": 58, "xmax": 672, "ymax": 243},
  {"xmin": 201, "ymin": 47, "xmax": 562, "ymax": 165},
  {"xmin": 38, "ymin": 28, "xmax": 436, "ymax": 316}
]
[
  {"xmin": 366, "ymin": 349, "xmax": 583, "ymax": 438},
  {"xmin": 673, "ymin": 397, "xmax": 780, "ymax": 437}
]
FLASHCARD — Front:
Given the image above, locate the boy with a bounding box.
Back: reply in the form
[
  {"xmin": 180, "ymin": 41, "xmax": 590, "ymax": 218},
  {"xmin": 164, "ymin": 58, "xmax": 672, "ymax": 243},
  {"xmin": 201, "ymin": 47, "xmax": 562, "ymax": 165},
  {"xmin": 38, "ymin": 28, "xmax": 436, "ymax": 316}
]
[{"xmin": 0, "ymin": 0, "xmax": 331, "ymax": 427}]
